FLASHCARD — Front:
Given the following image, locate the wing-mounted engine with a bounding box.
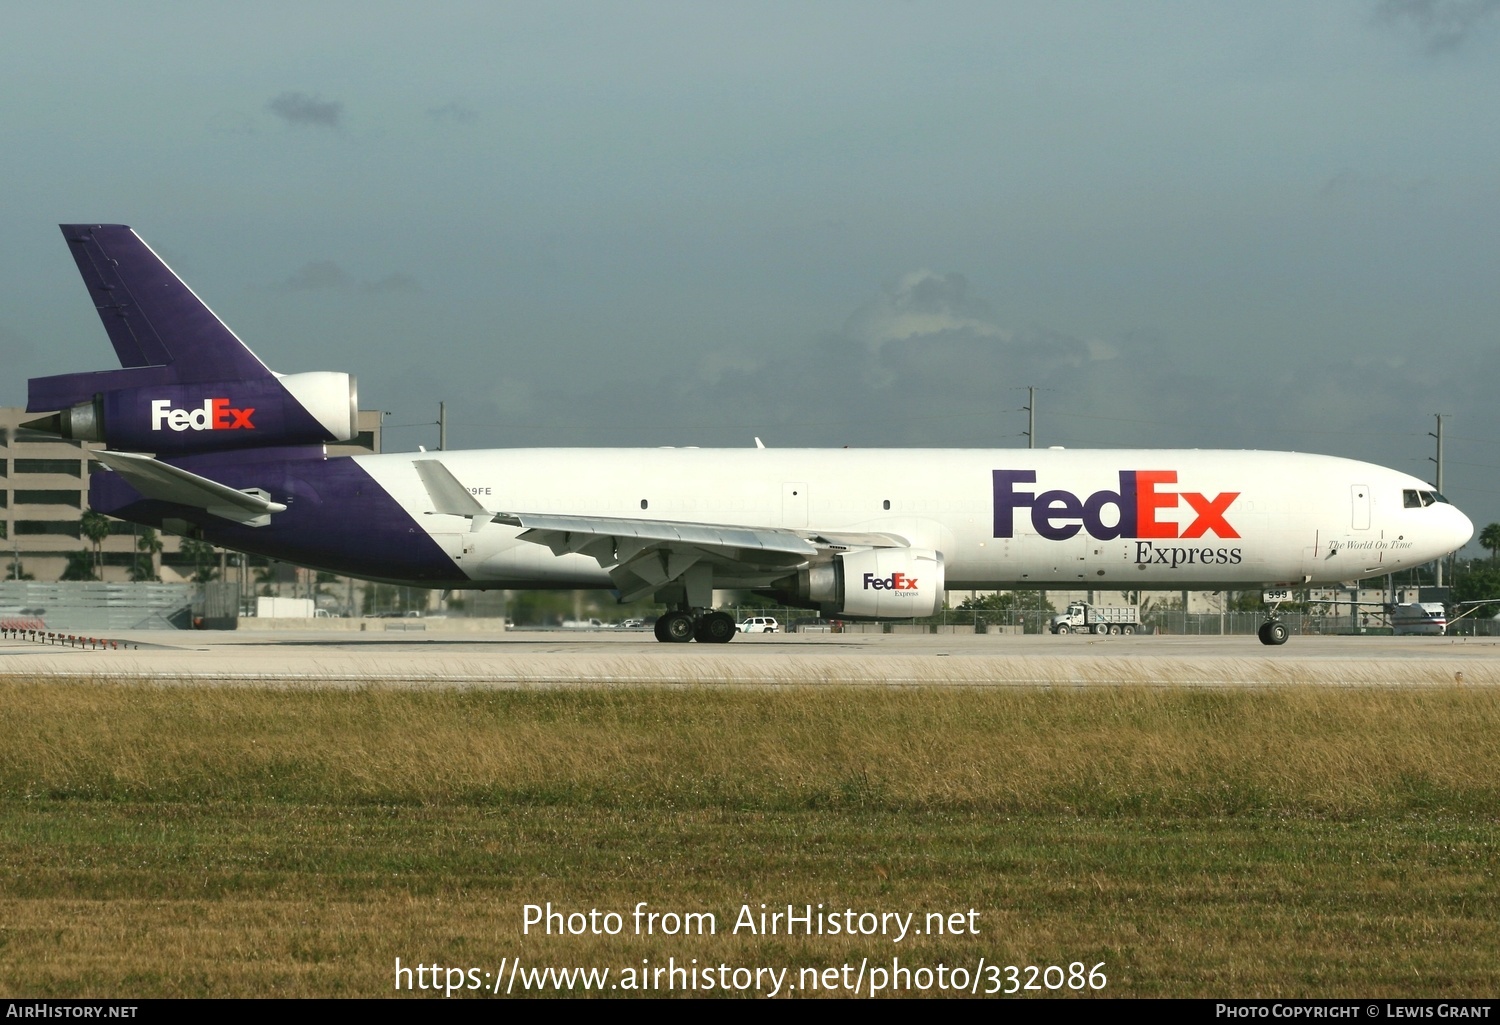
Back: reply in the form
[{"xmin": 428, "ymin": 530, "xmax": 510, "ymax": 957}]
[{"xmin": 788, "ymin": 547, "xmax": 946, "ymax": 619}]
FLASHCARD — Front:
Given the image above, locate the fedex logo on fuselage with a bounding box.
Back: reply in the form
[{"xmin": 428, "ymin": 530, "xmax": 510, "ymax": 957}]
[
  {"xmin": 150, "ymin": 398, "xmax": 255, "ymax": 433},
  {"xmin": 993, "ymin": 470, "xmax": 1240, "ymax": 541}
]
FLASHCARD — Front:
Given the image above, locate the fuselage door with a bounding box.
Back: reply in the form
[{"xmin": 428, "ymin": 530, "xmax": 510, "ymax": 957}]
[{"xmin": 1351, "ymin": 485, "xmax": 1370, "ymax": 530}]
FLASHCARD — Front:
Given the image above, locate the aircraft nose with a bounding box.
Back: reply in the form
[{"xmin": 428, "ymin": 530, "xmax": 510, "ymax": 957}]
[{"xmin": 1452, "ymin": 505, "xmax": 1475, "ymax": 551}]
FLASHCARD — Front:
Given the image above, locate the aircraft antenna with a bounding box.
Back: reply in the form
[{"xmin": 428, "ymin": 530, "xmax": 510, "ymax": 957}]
[{"xmin": 1024, "ymin": 386, "xmax": 1036, "ymax": 449}]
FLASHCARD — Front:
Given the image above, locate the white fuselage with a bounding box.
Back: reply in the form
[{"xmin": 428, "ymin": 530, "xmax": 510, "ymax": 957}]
[{"xmin": 352, "ymin": 447, "xmax": 1471, "ymax": 591}]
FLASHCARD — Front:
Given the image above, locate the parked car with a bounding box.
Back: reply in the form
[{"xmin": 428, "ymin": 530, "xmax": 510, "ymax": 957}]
[{"xmin": 736, "ymin": 616, "xmax": 780, "ymax": 634}]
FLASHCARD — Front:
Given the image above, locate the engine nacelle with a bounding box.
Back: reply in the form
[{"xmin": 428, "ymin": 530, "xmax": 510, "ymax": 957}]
[
  {"xmin": 794, "ymin": 547, "xmax": 945, "ymax": 619},
  {"xmin": 25, "ymin": 372, "xmax": 358, "ymax": 455}
]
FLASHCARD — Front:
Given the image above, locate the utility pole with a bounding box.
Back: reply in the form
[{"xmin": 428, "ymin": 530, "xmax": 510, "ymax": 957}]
[
  {"xmin": 1430, "ymin": 413, "xmax": 1446, "ymax": 588},
  {"xmin": 1024, "ymin": 386, "xmax": 1036, "ymax": 449},
  {"xmin": 439, "ymin": 402, "xmax": 448, "ymax": 452}
]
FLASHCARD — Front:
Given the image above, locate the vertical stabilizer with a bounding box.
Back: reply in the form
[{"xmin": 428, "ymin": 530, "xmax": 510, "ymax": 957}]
[
  {"xmin": 59, "ymin": 224, "xmax": 273, "ymax": 381},
  {"xmin": 26, "ymin": 225, "xmax": 357, "ymax": 454}
]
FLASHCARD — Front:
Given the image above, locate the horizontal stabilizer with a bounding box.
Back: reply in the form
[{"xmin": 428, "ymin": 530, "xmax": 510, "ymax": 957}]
[{"xmin": 91, "ymin": 449, "xmax": 286, "ymax": 527}]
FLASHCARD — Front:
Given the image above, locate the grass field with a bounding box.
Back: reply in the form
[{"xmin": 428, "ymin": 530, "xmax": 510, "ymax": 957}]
[{"xmin": 0, "ymin": 680, "xmax": 1496, "ymax": 997}]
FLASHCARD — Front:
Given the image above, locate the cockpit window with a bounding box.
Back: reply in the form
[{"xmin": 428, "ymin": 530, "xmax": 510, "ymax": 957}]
[{"xmin": 1403, "ymin": 489, "xmax": 1450, "ymax": 508}]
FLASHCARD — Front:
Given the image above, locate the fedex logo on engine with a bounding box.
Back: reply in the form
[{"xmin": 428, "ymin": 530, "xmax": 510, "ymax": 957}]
[
  {"xmin": 863, "ymin": 572, "xmax": 919, "ymax": 594},
  {"xmin": 993, "ymin": 470, "xmax": 1240, "ymax": 541},
  {"xmin": 150, "ymin": 398, "xmax": 255, "ymax": 433}
]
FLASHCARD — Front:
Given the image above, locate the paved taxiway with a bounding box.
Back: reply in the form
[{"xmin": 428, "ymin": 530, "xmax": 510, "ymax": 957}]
[{"xmin": 3, "ymin": 630, "xmax": 1498, "ymax": 687}]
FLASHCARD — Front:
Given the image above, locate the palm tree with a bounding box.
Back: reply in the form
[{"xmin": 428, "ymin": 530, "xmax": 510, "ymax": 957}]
[
  {"xmin": 60, "ymin": 550, "xmax": 97, "ymax": 581},
  {"xmin": 1481, "ymin": 523, "xmax": 1500, "ymax": 567},
  {"xmin": 132, "ymin": 528, "xmax": 164, "ymax": 582},
  {"xmin": 178, "ymin": 537, "xmax": 219, "ymax": 583},
  {"xmin": 79, "ymin": 510, "xmax": 111, "ymax": 579}
]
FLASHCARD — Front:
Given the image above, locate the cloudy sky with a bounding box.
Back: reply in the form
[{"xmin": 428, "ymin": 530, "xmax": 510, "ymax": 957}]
[{"xmin": 3, "ymin": 2, "xmax": 1499, "ymax": 538}]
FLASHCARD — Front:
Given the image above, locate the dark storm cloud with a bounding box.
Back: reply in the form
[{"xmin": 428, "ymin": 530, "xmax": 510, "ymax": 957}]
[
  {"xmin": 361, "ymin": 273, "xmax": 422, "ymax": 295},
  {"xmin": 267, "ymin": 91, "xmax": 343, "ymax": 128},
  {"xmin": 842, "ymin": 271, "xmax": 1007, "ymax": 352},
  {"xmin": 488, "ymin": 270, "xmax": 1120, "ymax": 450},
  {"xmin": 278, "ymin": 260, "xmax": 349, "ymax": 292},
  {"xmin": 426, "ymin": 101, "xmax": 477, "ymax": 125},
  {"xmin": 1374, "ymin": 0, "xmax": 1500, "ymax": 54}
]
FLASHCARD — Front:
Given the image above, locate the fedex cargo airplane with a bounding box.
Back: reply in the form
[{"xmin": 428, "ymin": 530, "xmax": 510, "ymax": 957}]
[{"xmin": 23, "ymin": 225, "xmax": 1474, "ymax": 645}]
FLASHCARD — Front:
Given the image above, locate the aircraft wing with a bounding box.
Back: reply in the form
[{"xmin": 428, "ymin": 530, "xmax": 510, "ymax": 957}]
[
  {"xmin": 1451, "ymin": 599, "xmax": 1500, "ymax": 622},
  {"xmin": 495, "ymin": 511, "xmax": 902, "ymax": 556},
  {"xmin": 415, "ymin": 458, "xmax": 857, "ymax": 550},
  {"xmin": 91, "ymin": 449, "xmax": 286, "ymax": 526},
  {"xmin": 494, "ymin": 512, "xmax": 906, "ymax": 602},
  {"xmin": 411, "ymin": 456, "xmax": 906, "ymax": 600}
]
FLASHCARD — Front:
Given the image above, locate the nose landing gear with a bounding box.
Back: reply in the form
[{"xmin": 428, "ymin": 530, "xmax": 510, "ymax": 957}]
[
  {"xmin": 1258, "ymin": 592, "xmax": 1291, "ymax": 645},
  {"xmin": 1257, "ymin": 620, "xmax": 1289, "ymax": 645}
]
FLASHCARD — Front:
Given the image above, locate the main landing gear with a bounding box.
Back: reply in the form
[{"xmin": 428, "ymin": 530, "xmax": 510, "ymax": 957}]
[{"xmin": 653, "ymin": 609, "xmax": 736, "ymax": 643}]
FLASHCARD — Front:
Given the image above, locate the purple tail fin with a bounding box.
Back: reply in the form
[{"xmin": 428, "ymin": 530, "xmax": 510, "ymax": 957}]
[
  {"xmin": 59, "ymin": 224, "xmax": 273, "ymax": 381},
  {"xmin": 26, "ymin": 225, "xmax": 357, "ymax": 455}
]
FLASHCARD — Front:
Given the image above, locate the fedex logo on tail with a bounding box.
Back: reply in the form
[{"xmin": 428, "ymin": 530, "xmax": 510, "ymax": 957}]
[
  {"xmin": 993, "ymin": 470, "xmax": 1239, "ymax": 541},
  {"xmin": 150, "ymin": 398, "xmax": 255, "ymax": 433}
]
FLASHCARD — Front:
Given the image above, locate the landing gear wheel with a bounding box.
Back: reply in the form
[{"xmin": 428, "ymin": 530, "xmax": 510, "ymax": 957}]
[
  {"xmin": 1257, "ymin": 621, "xmax": 1289, "ymax": 646},
  {"xmin": 694, "ymin": 611, "xmax": 737, "ymax": 644},
  {"xmin": 658, "ymin": 611, "xmax": 695, "ymax": 643}
]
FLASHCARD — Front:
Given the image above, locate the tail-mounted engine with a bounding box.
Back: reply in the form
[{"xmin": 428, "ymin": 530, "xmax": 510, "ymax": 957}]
[
  {"xmin": 24, "ymin": 371, "xmax": 358, "ymax": 455},
  {"xmin": 26, "ymin": 225, "xmax": 361, "ymax": 456}
]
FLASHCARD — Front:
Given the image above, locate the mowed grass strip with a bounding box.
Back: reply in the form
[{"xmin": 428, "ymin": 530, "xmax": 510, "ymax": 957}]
[{"xmin": 0, "ymin": 681, "xmax": 1496, "ymax": 997}]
